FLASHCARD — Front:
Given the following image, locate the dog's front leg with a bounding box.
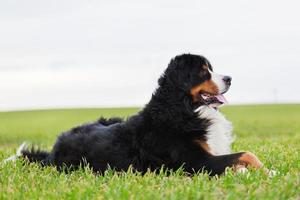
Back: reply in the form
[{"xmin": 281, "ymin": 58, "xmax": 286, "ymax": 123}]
[{"xmin": 192, "ymin": 152, "xmax": 268, "ymax": 176}]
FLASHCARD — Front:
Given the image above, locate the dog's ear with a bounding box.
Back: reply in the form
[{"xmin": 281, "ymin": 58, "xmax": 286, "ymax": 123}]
[
  {"xmin": 158, "ymin": 70, "xmax": 191, "ymax": 92},
  {"xmin": 158, "ymin": 69, "xmax": 184, "ymax": 85}
]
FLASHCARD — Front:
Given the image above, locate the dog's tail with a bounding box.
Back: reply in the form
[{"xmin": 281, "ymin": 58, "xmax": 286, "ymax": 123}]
[{"xmin": 2, "ymin": 142, "xmax": 50, "ymax": 165}]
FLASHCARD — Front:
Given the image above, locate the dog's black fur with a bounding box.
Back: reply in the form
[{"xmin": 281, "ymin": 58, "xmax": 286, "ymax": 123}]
[{"xmin": 22, "ymin": 54, "xmax": 245, "ymax": 176}]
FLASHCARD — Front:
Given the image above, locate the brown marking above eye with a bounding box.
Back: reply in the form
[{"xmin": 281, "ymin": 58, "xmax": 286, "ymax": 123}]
[
  {"xmin": 202, "ymin": 64, "xmax": 209, "ymax": 70},
  {"xmin": 190, "ymin": 80, "xmax": 219, "ymax": 102}
]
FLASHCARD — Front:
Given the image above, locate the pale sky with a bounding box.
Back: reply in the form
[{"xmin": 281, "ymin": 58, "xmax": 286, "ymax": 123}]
[{"xmin": 1, "ymin": 0, "xmax": 300, "ymax": 111}]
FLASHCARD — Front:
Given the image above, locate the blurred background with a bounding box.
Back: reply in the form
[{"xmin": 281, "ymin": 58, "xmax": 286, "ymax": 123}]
[{"xmin": 1, "ymin": 0, "xmax": 299, "ymax": 111}]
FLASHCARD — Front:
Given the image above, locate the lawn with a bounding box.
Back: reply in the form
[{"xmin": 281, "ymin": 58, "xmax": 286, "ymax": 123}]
[{"xmin": 0, "ymin": 105, "xmax": 300, "ymax": 199}]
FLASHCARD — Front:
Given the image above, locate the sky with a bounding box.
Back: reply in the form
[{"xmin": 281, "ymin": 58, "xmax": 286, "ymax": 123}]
[{"xmin": 0, "ymin": 0, "xmax": 300, "ymax": 111}]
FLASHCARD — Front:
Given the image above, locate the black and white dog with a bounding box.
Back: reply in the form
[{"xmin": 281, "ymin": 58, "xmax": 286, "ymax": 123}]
[{"xmin": 4, "ymin": 54, "xmax": 274, "ymax": 176}]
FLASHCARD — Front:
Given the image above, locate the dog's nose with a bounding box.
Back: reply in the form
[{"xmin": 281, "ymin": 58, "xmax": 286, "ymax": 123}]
[{"xmin": 223, "ymin": 76, "xmax": 232, "ymax": 85}]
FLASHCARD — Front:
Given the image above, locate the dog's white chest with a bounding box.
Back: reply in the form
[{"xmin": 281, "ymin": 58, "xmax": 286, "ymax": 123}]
[{"xmin": 195, "ymin": 106, "xmax": 234, "ymax": 155}]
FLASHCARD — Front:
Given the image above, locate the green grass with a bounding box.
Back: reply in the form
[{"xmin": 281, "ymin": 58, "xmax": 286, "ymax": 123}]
[{"xmin": 0, "ymin": 105, "xmax": 300, "ymax": 200}]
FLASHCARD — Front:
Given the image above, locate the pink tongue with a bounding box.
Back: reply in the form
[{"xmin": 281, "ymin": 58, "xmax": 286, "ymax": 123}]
[{"xmin": 215, "ymin": 94, "xmax": 228, "ymax": 104}]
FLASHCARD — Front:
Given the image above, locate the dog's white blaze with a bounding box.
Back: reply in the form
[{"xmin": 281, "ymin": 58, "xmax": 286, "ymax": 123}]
[
  {"xmin": 195, "ymin": 106, "xmax": 234, "ymax": 155},
  {"xmin": 209, "ymin": 69, "xmax": 227, "ymax": 93}
]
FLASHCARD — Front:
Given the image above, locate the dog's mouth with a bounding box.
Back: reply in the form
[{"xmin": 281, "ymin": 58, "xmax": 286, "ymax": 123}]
[{"xmin": 200, "ymin": 93, "xmax": 228, "ymax": 108}]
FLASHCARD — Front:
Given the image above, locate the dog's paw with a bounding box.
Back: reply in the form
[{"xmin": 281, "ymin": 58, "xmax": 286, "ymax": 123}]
[
  {"xmin": 266, "ymin": 169, "xmax": 278, "ymax": 177},
  {"xmin": 236, "ymin": 166, "xmax": 248, "ymax": 174},
  {"xmin": 232, "ymin": 164, "xmax": 249, "ymax": 175}
]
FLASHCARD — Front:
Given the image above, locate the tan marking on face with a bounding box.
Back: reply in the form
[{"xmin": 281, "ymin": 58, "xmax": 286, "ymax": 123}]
[
  {"xmin": 190, "ymin": 80, "xmax": 219, "ymax": 102},
  {"xmin": 195, "ymin": 139, "xmax": 213, "ymax": 155},
  {"xmin": 236, "ymin": 152, "xmax": 263, "ymax": 169},
  {"xmin": 203, "ymin": 64, "xmax": 209, "ymax": 70}
]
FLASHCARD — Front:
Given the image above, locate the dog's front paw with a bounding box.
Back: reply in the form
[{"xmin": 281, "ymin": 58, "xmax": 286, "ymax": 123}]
[
  {"xmin": 264, "ymin": 168, "xmax": 278, "ymax": 177},
  {"xmin": 233, "ymin": 164, "xmax": 249, "ymax": 174}
]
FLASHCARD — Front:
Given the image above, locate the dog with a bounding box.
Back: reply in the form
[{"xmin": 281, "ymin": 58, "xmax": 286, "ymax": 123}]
[{"xmin": 4, "ymin": 54, "xmax": 270, "ymax": 176}]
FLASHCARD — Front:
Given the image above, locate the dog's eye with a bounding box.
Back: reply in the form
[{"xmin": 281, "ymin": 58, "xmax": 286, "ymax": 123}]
[
  {"xmin": 201, "ymin": 70, "xmax": 208, "ymax": 77},
  {"xmin": 198, "ymin": 69, "xmax": 211, "ymax": 81}
]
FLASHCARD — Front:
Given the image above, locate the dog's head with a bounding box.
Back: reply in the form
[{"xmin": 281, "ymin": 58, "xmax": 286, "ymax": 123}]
[{"xmin": 159, "ymin": 54, "xmax": 232, "ymax": 108}]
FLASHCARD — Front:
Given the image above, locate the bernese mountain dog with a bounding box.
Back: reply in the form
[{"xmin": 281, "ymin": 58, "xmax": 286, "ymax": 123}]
[{"xmin": 5, "ymin": 54, "xmax": 268, "ymax": 176}]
